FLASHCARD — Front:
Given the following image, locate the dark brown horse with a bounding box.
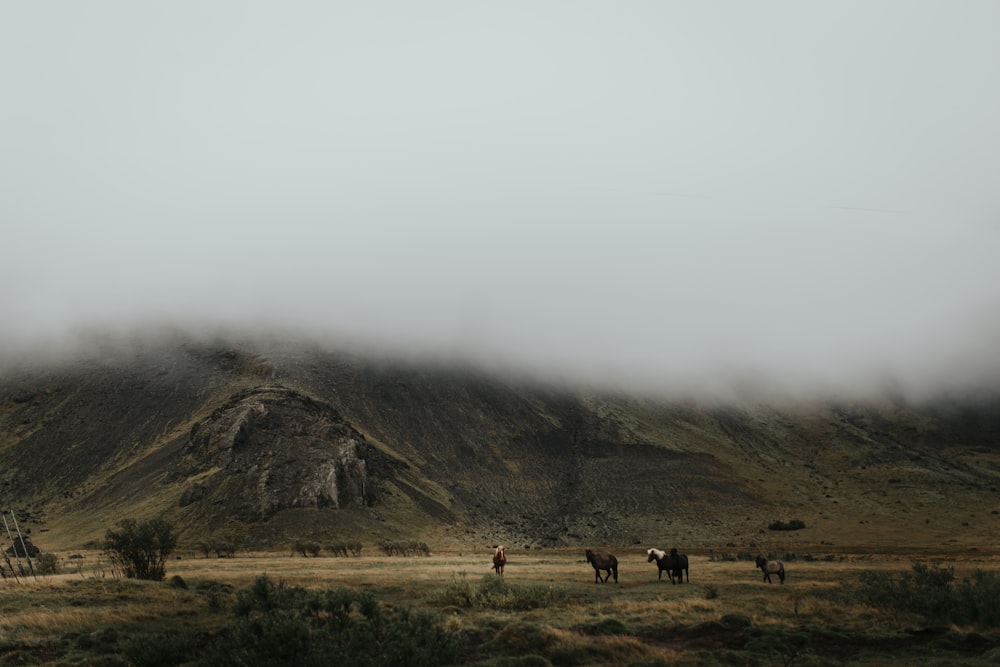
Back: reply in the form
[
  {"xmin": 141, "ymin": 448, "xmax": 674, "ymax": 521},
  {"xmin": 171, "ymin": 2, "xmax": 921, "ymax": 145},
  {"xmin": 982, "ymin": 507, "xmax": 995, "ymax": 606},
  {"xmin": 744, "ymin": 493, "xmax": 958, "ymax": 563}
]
[
  {"xmin": 585, "ymin": 549, "xmax": 618, "ymax": 583},
  {"xmin": 492, "ymin": 545, "xmax": 506, "ymax": 576},
  {"xmin": 755, "ymin": 555, "xmax": 785, "ymax": 584},
  {"xmin": 647, "ymin": 547, "xmax": 689, "ymax": 584}
]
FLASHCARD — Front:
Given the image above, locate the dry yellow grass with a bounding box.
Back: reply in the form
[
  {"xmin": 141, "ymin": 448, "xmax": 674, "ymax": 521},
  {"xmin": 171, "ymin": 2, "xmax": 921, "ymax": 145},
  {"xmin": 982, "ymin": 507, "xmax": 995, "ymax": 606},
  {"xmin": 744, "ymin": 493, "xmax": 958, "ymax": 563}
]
[{"xmin": 0, "ymin": 547, "xmax": 997, "ymax": 664}]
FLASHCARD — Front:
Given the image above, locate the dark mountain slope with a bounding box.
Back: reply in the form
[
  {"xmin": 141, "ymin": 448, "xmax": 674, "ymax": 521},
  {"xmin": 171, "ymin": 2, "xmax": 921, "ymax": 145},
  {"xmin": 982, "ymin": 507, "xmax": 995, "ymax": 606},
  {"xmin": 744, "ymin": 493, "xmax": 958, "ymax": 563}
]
[{"xmin": 0, "ymin": 338, "xmax": 997, "ymax": 552}]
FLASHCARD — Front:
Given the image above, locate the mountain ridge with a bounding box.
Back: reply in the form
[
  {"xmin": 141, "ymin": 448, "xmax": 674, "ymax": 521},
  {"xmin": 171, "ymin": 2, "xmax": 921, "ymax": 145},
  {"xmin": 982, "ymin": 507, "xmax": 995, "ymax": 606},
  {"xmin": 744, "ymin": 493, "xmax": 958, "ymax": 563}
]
[{"xmin": 1, "ymin": 336, "xmax": 998, "ymax": 554}]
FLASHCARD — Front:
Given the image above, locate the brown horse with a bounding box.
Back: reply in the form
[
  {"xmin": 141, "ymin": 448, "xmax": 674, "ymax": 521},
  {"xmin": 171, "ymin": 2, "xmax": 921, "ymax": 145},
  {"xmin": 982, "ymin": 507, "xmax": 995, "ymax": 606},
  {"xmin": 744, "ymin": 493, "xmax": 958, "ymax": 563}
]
[
  {"xmin": 755, "ymin": 555, "xmax": 785, "ymax": 584},
  {"xmin": 492, "ymin": 545, "xmax": 506, "ymax": 576},
  {"xmin": 585, "ymin": 549, "xmax": 618, "ymax": 583}
]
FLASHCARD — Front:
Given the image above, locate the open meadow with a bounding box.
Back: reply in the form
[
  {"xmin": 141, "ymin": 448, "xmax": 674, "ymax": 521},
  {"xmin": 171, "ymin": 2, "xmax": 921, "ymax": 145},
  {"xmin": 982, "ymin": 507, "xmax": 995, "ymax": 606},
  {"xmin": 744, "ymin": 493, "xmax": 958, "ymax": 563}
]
[{"xmin": 2, "ymin": 546, "xmax": 1000, "ymax": 665}]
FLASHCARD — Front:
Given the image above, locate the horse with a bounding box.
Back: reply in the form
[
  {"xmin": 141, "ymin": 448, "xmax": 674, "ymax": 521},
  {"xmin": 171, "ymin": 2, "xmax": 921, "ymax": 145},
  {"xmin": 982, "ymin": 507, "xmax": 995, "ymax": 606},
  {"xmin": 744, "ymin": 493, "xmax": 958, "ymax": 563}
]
[
  {"xmin": 647, "ymin": 547, "xmax": 689, "ymax": 584},
  {"xmin": 585, "ymin": 549, "xmax": 618, "ymax": 583},
  {"xmin": 755, "ymin": 555, "xmax": 785, "ymax": 584},
  {"xmin": 492, "ymin": 545, "xmax": 506, "ymax": 576}
]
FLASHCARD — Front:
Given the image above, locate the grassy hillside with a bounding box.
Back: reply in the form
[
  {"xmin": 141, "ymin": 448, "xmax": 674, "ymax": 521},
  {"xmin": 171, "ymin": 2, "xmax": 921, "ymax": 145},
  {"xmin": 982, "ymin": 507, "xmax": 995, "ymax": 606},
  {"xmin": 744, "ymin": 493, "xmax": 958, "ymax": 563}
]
[{"xmin": 0, "ymin": 337, "xmax": 998, "ymax": 554}]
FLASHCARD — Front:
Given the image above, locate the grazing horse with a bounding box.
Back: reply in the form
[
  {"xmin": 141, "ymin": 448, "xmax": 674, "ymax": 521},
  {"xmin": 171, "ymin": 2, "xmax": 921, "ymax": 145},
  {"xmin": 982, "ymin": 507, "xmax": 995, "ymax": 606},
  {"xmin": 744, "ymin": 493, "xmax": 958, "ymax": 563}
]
[
  {"xmin": 492, "ymin": 545, "xmax": 507, "ymax": 576},
  {"xmin": 647, "ymin": 547, "xmax": 689, "ymax": 584},
  {"xmin": 585, "ymin": 549, "xmax": 618, "ymax": 583},
  {"xmin": 755, "ymin": 555, "xmax": 785, "ymax": 584}
]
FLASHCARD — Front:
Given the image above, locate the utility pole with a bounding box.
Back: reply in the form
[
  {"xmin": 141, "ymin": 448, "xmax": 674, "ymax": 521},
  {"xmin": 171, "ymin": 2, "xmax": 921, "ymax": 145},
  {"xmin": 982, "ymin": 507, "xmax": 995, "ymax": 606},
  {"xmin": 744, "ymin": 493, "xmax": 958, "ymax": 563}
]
[
  {"xmin": 2, "ymin": 513, "xmax": 26, "ymax": 580},
  {"xmin": 10, "ymin": 510, "xmax": 35, "ymax": 579}
]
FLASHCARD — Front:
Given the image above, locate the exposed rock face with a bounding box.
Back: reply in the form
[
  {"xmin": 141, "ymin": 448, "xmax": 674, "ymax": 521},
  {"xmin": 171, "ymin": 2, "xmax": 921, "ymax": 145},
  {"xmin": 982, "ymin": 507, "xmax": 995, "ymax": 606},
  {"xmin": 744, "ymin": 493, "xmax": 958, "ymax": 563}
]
[
  {"xmin": 180, "ymin": 385, "xmax": 384, "ymax": 522},
  {"xmin": 5, "ymin": 536, "xmax": 39, "ymax": 558}
]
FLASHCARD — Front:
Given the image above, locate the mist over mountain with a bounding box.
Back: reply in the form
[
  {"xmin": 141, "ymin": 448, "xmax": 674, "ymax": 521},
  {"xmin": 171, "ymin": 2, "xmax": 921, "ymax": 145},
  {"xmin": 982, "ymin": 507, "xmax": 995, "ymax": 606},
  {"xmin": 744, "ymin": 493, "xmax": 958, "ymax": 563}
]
[
  {"xmin": 2, "ymin": 4, "xmax": 999, "ymax": 553},
  {"xmin": 3, "ymin": 3, "xmax": 999, "ymax": 404}
]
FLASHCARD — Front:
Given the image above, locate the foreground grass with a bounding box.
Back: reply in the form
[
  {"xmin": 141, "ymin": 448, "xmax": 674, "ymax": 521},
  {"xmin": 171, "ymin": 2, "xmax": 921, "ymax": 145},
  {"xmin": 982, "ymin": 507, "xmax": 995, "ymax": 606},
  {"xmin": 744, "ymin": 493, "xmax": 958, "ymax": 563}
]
[{"xmin": 0, "ymin": 549, "xmax": 999, "ymax": 665}]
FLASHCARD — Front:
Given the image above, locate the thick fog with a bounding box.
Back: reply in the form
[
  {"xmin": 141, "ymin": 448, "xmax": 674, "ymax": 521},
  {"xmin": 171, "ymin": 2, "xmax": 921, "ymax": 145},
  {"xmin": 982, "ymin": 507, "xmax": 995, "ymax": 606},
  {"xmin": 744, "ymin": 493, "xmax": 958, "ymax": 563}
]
[{"xmin": 2, "ymin": 2, "xmax": 999, "ymax": 398}]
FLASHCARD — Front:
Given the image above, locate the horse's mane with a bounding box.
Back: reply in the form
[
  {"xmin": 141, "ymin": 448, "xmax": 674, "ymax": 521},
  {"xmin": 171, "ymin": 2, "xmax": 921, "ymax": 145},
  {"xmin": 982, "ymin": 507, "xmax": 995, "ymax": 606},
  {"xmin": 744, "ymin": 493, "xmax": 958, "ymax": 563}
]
[{"xmin": 647, "ymin": 548, "xmax": 666, "ymax": 559}]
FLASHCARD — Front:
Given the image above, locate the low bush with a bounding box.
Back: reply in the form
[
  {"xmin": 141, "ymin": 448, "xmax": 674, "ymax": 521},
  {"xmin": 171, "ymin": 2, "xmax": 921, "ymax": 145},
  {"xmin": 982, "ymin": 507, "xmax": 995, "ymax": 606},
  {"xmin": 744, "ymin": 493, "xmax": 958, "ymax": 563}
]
[
  {"xmin": 197, "ymin": 574, "xmax": 461, "ymax": 666},
  {"xmin": 123, "ymin": 631, "xmax": 201, "ymax": 667},
  {"xmin": 325, "ymin": 542, "xmax": 362, "ymax": 557},
  {"xmin": 436, "ymin": 573, "xmax": 559, "ymax": 611},
  {"xmin": 709, "ymin": 551, "xmax": 755, "ymax": 562},
  {"xmin": 199, "ymin": 541, "xmax": 237, "ymax": 558},
  {"xmin": 233, "ymin": 573, "xmax": 309, "ymax": 616},
  {"xmin": 291, "ymin": 541, "xmax": 322, "ymax": 558},
  {"xmin": 34, "ymin": 551, "xmax": 59, "ymax": 575},
  {"xmin": 379, "ymin": 540, "xmax": 431, "ymax": 556},
  {"xmin": 841, "ymin": 562, "xmax": 1000, "ymax": 627},
  {"xmin": 483, "ymin": 621, "xmax": 551, "ymax": 656},
  {"xmin": 768, "ymin": 519, "xmax": 806, "ymax": 531}
]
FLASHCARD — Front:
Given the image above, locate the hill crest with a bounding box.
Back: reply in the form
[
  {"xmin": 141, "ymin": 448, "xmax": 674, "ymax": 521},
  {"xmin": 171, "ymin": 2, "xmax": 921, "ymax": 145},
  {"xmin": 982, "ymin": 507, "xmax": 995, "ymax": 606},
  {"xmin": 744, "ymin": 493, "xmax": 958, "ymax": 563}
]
[{"xmin": 1, "ymin": 338, "xmax": 998, "ymax": 554}]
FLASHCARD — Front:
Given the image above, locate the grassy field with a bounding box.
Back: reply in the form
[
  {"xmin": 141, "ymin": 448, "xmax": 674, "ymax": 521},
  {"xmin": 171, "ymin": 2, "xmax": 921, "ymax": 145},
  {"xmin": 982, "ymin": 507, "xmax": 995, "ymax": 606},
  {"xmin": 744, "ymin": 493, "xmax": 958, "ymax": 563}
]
[{"xmin": 1, "ymin": 546, "xmax": 999, "ymax": 665}]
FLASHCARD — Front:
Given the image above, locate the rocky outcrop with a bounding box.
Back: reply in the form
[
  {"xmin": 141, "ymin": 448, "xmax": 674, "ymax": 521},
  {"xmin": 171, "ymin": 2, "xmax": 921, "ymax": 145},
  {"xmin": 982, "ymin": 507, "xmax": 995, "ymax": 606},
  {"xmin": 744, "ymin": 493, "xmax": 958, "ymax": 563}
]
[{"xmin": 180, "ymin": 385, "xmax": 387, "ymax": 522}]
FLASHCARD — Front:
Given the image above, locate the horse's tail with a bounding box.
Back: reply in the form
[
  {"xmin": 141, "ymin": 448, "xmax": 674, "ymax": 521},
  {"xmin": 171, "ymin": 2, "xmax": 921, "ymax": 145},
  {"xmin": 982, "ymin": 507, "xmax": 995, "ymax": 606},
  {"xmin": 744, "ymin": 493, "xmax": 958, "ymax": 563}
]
[{"xmin": 611, "ymin": 556, "xmax": 619, "ymax": 583}]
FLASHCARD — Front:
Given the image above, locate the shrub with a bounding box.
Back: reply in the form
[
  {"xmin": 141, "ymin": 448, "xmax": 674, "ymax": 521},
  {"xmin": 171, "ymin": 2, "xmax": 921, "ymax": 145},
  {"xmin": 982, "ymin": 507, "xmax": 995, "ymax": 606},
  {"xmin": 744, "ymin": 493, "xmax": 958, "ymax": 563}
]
[
  {"xmin": 325, "ymin": 541, "xmax": 362, "ymax": 557},
  {"xmin": 842, "ymin": 562, "xmax": 1000, "ymax": 627},
  {"xmin": 213, "ymin": 541, "xmax": 237, "ymax": 558},
  {"xmin": 198, "ymin": 574, "xmax": 461, "ymax": 666},
  {"xmin": 195, "ymin": 580, "xmax": 235, "ymax": 613},
  {"xmin": 720, "ymin": 613, "xmax": 752, "ymax": 629},
  {"xmin": 379, "ymin": 540, "xmax": 431, "ymax": 556},
  {"xmin": 103, "ymin": 517, "xmax": 177, "ymax": 581},
  {"xmin": 709, "ymin": 551, "xmax": 754, "ymax": 562},
  {"xmin": 122, "ymin": 631, "xmax": 200, "ymax": 667},
  {"xmin": 291, "ymin": 541, "xmax": 322, "ymax": 558},
  {"xmin": 200, "ymin": 541, "xmax": 237, "ymax": 558},
  {"xmin": 233, "ymin": 573, "xmax": 309, "ymax": 616},
  {"xmin": 34, "ymin": 551, "xmax": 59, "ymax": 575},
  {"xmin": 768, "ymin": 519, "xmax": 806, "ymax": 531},
  {"xmin": 485, "ymin": 621, "xmax": 551, "ymax": 656},
  {"xmin": 435, "ymin": 573, "xmax": 558, "ymax": 611}
]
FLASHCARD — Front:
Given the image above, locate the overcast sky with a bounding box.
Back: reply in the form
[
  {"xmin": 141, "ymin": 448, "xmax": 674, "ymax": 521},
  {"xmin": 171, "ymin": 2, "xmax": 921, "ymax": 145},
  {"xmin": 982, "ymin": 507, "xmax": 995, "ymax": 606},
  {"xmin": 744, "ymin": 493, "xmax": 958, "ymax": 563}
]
[{"xmin": 2, "ymin": 1, "xmax": 999, "ymax": 397}]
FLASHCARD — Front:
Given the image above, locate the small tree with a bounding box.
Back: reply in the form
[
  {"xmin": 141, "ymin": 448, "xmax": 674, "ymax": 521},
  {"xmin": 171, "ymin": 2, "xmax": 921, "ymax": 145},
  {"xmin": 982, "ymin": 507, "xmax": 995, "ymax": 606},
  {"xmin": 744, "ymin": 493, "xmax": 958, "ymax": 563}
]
[{"xmin": 104, "ymin": 517, "xmax": 177, "ymax": 581}]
